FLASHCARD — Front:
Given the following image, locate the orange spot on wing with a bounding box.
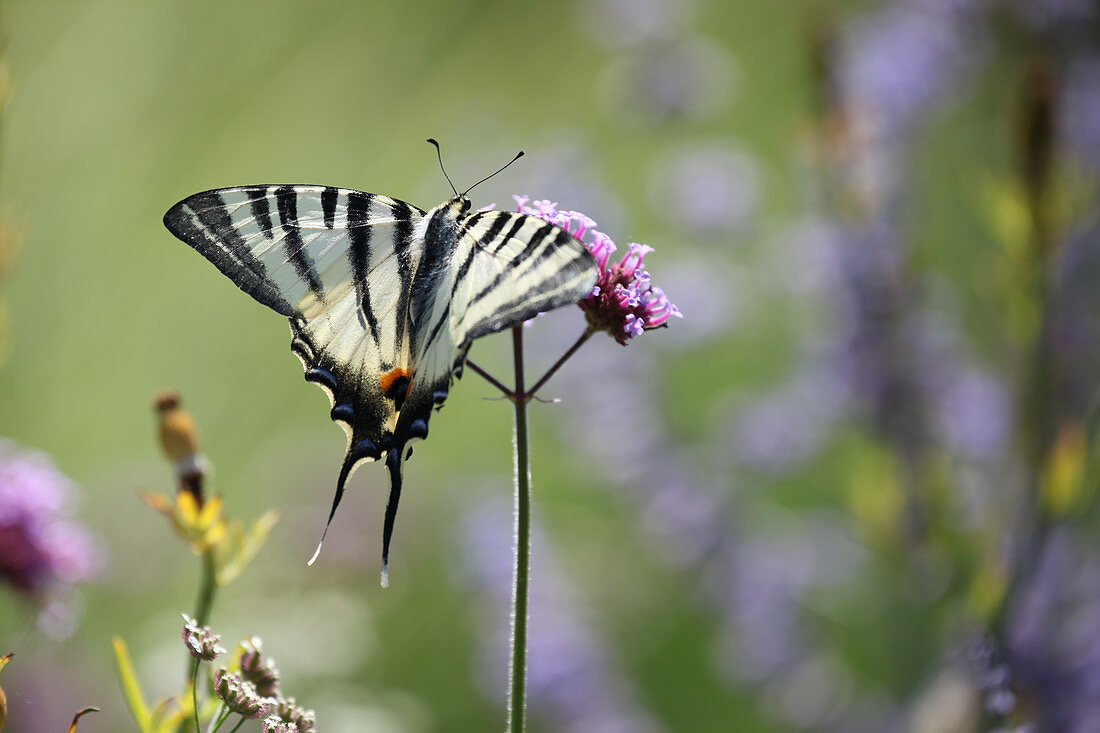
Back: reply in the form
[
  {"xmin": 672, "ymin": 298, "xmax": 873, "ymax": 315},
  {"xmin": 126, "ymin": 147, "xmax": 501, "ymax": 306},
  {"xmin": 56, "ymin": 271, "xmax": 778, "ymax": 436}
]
[{"xmin": 380, "ymin": 368, "xmax": 411, "ymax": 400}]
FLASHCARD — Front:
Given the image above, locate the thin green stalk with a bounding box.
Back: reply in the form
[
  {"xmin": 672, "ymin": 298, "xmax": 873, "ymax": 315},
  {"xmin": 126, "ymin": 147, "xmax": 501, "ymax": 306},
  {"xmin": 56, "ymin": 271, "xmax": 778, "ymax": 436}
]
[
  {"xmin": 193, "ymin": 549, "xmax": 218, "ymax": 629},
  {"xmin": 528, "ymin": 328, "xmax": 593, "ymax": 399},
  {"xmin": 507, "ymin": 324, "xmax": 531, "ymax": 733},
  {"xmin": 466, "ymin": 359, "xmax": 515, "ymax": 399},
  {"xmin": 226, "ymin": 716, "xmax": 248, "ymax": 733},
  {"xmin": 190, "ymin": 549, "xmax": 218, "ymax": 733},
  {"xmin": 202, "ymin": 702, "xmax": 230, "ymax": 733}
]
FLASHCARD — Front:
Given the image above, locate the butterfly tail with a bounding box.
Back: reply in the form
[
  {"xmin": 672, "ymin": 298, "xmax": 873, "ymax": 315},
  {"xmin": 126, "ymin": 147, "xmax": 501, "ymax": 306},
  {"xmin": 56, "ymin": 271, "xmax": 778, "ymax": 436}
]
[
  {"xmin": 307, "ymin": 450, "xmax": 360, "ymax": 567},
  {"xmin": 380, "ymin": 447, "xmax": 405, "ymax": 588}
]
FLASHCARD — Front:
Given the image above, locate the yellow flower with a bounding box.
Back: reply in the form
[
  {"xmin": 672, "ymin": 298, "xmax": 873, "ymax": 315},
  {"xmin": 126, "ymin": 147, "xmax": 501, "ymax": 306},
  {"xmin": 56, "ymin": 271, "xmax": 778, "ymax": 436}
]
[
  {"xmin": 141, "ymin": 489, "xmax": 227, "ymax": 554},
  {"xmin": 141, "ymin": 489, "xmax": 278, "ymax": 587}
]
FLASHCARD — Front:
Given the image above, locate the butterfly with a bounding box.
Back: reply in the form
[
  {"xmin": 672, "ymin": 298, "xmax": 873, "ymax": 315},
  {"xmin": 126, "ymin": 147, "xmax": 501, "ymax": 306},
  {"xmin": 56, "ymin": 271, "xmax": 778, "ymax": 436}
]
[{"xmin": 163, "ymin": 155, "xmax": 597, "ymax": 585}]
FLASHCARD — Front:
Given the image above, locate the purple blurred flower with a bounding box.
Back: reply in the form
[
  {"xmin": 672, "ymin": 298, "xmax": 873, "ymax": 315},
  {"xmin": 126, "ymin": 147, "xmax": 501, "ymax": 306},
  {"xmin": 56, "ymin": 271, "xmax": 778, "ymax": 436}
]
[
  {"xmin": 648, "ymin": 143, "xmax": 759, "ymax": 236},
  {"xmin": 1004, "ymin": 0, "xmax": 1096, "ymax": 31},
  {"xmin": 728, "ymin": 364, "xmax": 849, "ymax": 475},
  {"xmin": 840, "ymin": 0, "xmax": 988, "ymax": 143},
  {"xmin": 577, "ymin": 0, "xmax": 691, "ymax": 49},
  {"xmin": 1061, "ymin": 56, "xmax": 1100, "ymax": 174},
  {"xmin": 513, "ymin": 195, "xmax": 681, "ymax": 344},
  {"xmin": 1051, "ymin": 218, "xmax": 1100, "ymax": 423},
  {"xmin": 598, "ymin": 36, "xmax": 737, "ymax": 125},
  {"xmin": 0, "ymin": 440, "xmax": 103, "ymax": 619},
  {"xmin": 1003, "ymin": 528, "xmax": 1100, "ymax": 730},
  {"xmin": 931, "ymin": 363, "xmax": 1013, "ymax": 462},
  {"xmin": 458, "ymin": 497, "xmax": 662, "ymax": 733},
  {"xmin": 653, "ymin": 258, "xmax": 737, "ymax": 347}
]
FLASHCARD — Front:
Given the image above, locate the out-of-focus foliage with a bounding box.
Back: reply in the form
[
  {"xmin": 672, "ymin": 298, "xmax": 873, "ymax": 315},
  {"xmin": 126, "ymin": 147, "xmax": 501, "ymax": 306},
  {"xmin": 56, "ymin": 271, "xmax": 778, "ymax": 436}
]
[{"xmin": 2, "ymin": 0, "xmax": 1100, "ymax": 731}]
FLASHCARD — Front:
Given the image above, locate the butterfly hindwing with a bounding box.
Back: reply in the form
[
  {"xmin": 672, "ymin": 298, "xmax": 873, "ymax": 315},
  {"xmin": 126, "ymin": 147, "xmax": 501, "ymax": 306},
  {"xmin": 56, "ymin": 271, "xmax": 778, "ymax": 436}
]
[{"xmin": 449, "ymin": 210, "xmax": 599, "ymax": 344}]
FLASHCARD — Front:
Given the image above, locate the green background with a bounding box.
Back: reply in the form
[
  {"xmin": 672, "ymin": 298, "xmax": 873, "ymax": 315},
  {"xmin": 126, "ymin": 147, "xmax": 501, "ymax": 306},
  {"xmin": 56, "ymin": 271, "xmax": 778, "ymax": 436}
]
[{"xmin": 0, "ymin": 0, "xmax": 1075, "ymax": 731}]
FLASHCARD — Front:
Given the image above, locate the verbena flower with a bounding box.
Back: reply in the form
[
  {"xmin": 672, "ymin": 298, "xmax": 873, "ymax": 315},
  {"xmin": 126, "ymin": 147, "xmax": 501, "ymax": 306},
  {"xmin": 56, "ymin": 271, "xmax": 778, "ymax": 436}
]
[
  {"xmin": 181, "ymin": 613, "xmax": 226, "ymax": 661},
  {"xmin": 512, "ymin": 195, "xmax": 681, "ymax": 344},
  {"xmin": 0, "ymin": 440, "xmax": 104, "ymax": 636},
  {"xmin": 213, "ymin": 668, "xmax": 265, "ymax": 718},
  {"xmin": 239, "ymin": 636, "xmax": 280, "ymax": 697}
]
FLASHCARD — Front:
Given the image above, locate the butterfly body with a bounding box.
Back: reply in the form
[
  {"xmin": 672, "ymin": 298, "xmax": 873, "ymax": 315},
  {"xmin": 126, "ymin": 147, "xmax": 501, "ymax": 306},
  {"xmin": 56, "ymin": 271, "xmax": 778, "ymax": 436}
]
[{"xmin": 164, "ymin": 184, "xmax": 596, "ymax": 582}]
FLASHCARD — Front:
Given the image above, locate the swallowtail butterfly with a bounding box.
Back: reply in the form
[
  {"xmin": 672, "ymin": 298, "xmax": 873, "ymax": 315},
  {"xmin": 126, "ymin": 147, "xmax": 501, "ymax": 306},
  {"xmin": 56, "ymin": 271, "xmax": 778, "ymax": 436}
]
[{"xmin": 164, "ymin": 158, "xmax": 597, "ymax": 585}]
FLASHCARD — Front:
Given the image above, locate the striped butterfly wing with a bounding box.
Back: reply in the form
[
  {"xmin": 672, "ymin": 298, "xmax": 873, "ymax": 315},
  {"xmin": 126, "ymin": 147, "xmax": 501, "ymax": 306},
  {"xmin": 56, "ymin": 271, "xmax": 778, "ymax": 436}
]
[
  {"xmin": 449, "ymin": 210, "xmax": 599, "ymax": 345},
  {"xmin": 392, "ymin": 209, "xmax": 597, "ymax": 460},
  {"xmin": 164, "ymin": 186, "xmax": 427, "ymax": 553},
  {"xmin": 165, "ymin": 190, "xmax": 597, "ymax": 585}
]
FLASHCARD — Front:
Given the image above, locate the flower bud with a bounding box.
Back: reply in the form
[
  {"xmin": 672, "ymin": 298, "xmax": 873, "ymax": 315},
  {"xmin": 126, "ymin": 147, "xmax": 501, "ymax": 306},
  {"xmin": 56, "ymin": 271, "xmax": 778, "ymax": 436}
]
[
  {"xmin": 239, "ymin": 636, "xmax": 280, "ymax": 697},
  {"xmin": 181, "ymin": 614, "xmax": 225, "ymax": 661}
]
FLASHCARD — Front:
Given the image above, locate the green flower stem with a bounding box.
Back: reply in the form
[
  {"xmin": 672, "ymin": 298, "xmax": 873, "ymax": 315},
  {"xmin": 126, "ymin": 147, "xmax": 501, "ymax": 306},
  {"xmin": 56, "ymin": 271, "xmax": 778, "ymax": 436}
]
[
  {"xmin": 465, "ymin": 359, "xmax": 515, "ymax": 399},
  {"xmin": 467, "ymin": 324, "xmax": 595, "ymax": 732},
  {"xmin": 203, "ymin": 702, "xmax": 230, "ymax": 733},
  {"xmin": 226, "ymin": 716, "xmax": 248, "ymax": 733},
  {"xmin": 507, "ymin": 324, "xmax": 531, "ymax": 733},
  {"xmin": 193, "ymin": 549, "xmax": 218, "ymax": 631},
  {"xmin": 190, "ymin": 549, "xmax": 218, "ymax": 733},
  {"xmin": 527, "ymin": 328, "xmax": 593, "ymax": 400}
]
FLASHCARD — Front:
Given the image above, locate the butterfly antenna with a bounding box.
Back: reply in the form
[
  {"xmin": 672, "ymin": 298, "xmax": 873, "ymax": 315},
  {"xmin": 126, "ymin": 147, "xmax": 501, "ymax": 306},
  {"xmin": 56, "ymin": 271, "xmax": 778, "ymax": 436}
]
[
  {"xmin": 427, "ymin": 138, "xmax": 458, "ymax": 197},
  {"xmin": 462, "ymin": 150, "xmax": 525, "ymax": 198}
]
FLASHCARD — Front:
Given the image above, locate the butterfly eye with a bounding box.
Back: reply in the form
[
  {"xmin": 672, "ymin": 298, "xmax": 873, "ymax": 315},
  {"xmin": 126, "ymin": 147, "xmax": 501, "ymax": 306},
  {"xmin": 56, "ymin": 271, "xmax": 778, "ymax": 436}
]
[{"xmin": 460, "ymin": 197, "xmax": 472, "ymax": 213}]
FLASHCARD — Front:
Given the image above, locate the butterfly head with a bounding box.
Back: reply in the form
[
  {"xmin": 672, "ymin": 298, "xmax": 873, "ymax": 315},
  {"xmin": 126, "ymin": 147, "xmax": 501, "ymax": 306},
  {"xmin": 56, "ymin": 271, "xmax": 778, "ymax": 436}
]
[{"xmin": 447, "ymin": 195, "xmax": 472, "ymax": 216}]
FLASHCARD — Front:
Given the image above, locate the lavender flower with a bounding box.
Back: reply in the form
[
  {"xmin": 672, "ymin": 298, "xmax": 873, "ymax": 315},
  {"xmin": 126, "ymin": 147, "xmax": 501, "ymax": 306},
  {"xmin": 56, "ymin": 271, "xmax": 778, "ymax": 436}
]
[
  {"xmin": 1061, "ymin": 56, "xmax": 1100, "ymax": 174},
  {"xmin": 648, "ymin": 142, "xmax": 759, "ymax": 236},
  {"xmin": 458, "ymin": 497, "xmax": 661, "ymax": 733},
  {"xmin": 181, "ymin": 614, "xmax": 225, "ymax": 661},
  {"xmin": 1001, "ymin": 528, "xmax": 1100, "ymax": 729},
  {"xmin": 512, "ymin": 195, "xmax": 681, "ymax": 344},
  {"xmin": 840, "ymin": 0, "xmax": 988, "ymax": 143},
  {"xmin": 1004, "ymin": 0, "xmax": 1096, "ymax": 31},
  {"xmin": 598, "ymin": 36, "xmax": 737, "ymax": 125},
  {"xmin": 577, "ymin": 0, "xmax": 690, "ymax": 49}
]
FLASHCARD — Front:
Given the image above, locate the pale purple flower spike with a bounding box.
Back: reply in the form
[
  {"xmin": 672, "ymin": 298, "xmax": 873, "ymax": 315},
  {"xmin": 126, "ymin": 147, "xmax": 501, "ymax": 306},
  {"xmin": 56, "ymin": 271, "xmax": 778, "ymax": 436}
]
[{"xmin": 512, "ymin": 195, "xmax": 681, "ymax": 344}]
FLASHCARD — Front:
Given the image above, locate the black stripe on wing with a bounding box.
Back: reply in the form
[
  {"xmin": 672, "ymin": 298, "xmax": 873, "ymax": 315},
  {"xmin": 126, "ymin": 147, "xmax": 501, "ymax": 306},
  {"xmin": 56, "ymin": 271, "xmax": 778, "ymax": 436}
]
[
  {"xmin": 164, "ymin": 185, "xmax": 426, "ymax": 320},
  {"xmin": 275, "ymin": 186, "xmax": 327, "ymax": 300},
  {"xmin": 449, "ymin": 211, "xmax": 598, "ymax": 344},
  {"xmin": 164, "ymin": 190, "xmax": 295, "ymax": 315}
]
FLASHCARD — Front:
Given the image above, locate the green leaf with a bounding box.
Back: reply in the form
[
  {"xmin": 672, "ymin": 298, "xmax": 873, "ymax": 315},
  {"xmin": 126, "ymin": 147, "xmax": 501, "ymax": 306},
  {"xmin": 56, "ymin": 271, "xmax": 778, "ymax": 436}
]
[
  {"xmin": 111, "ymin": 637, "xmax": 153, "ymax": 732},
  {"xmin": 216, "ymin": 509, "xmax": 279, "ymax": 586}
]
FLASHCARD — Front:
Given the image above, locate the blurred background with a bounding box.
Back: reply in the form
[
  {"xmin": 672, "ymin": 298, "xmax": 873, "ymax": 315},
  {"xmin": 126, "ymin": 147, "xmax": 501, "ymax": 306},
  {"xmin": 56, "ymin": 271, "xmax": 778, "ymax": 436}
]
[{"xmin": 1, "ymin": 0, "xmax": 1099, "ymax": 730}]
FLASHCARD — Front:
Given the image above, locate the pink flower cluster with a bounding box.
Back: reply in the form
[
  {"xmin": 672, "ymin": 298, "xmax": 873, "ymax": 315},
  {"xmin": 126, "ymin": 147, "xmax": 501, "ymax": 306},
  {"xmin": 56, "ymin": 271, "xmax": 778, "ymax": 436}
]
[{"xmin": 513, "ymin": 195, "xmax": 681, "ymax": 344}]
